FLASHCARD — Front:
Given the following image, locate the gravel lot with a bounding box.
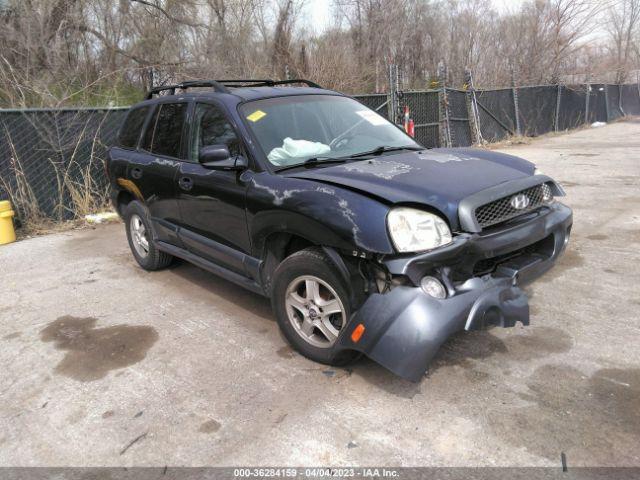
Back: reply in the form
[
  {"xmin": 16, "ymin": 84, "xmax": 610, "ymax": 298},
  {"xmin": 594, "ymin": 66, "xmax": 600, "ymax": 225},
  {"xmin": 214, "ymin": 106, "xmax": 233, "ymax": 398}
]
[{"xmin": 1, "ymin": 120, "xmax": 639, "ymax": 468}]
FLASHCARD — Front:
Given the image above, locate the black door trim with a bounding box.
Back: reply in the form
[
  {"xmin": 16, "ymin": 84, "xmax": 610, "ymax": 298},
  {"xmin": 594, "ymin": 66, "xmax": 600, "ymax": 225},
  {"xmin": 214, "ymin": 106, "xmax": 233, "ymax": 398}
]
[
  {"xmin": 156, "ymin": 241, "xmax": 265, "ymax": 296},
  {"xmin": 176, "ymin": 227, "xmax": 262, "ymax": 281}
]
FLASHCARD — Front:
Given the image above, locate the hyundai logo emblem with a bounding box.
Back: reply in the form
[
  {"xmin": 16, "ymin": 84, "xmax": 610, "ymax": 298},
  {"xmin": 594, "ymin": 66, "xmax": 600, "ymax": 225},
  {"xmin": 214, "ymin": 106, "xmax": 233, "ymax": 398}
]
[{"xmin": 510, "ymin": 193, "xmax": 530, "ymax": 210}]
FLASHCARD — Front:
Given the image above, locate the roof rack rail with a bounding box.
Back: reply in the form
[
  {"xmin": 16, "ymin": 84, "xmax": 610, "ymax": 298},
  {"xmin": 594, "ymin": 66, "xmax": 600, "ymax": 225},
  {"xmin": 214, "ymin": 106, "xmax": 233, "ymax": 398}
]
[
  {"xmin": 145, "ymin": 78, "xmax": 322, "ymax": 99},
  {"xmin": 145, "ymin": 80, "xmax": 229, "ymax": 100}
]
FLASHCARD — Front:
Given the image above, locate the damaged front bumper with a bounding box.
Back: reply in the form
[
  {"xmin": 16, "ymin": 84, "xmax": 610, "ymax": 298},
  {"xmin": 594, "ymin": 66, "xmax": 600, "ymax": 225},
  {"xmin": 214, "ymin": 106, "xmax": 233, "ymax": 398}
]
[{"xmin": 334, "ymin": 202, "xmax": 573, "ymax": 382}]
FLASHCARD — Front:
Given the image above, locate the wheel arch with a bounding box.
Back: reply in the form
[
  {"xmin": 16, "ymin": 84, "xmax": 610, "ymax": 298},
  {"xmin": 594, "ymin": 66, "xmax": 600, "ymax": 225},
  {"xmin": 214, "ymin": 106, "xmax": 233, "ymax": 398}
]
[
  {"xmin": 258, "ymin": 228, "xmax": 353, "ymax": 297},
  {"xmin": 250, "ymin": 210, "xmax": 354, "ymax": 258},
  {"xmin": 115, "ymin": 189, "xmax": 135, "ymax": 216}
]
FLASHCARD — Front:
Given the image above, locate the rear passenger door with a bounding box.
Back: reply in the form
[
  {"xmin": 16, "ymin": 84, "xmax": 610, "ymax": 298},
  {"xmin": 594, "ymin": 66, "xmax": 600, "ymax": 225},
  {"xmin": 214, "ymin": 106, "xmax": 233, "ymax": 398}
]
[
  {"xmin": 108, "ymin": 105, "xmax": 151, "ymax": 192},
  {"xmin": 130, "ymin": 101, "xmax": 188, "ymax": 246}
]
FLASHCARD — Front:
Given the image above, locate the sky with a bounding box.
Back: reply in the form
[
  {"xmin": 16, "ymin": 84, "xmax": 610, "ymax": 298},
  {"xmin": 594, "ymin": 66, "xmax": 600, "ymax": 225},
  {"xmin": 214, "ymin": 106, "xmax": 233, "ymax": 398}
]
[{"xmin": 303, "ymin": 0, "xmax": 529, "ymax": 34}]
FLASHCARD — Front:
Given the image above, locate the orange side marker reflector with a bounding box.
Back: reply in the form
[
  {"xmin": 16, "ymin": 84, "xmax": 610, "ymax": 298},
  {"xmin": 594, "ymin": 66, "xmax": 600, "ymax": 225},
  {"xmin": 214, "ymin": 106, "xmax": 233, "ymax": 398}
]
[{"xmin": 351, "ymin": 323, "xmax": 365, "ymax": 343}]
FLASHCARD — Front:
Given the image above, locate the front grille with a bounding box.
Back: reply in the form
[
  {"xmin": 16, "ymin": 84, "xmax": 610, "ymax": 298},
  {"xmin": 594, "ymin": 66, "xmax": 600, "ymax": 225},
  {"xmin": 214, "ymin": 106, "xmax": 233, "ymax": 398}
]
[{"xmin": 474, "ymin": 183, "xmax": 551, "ymax": 229}]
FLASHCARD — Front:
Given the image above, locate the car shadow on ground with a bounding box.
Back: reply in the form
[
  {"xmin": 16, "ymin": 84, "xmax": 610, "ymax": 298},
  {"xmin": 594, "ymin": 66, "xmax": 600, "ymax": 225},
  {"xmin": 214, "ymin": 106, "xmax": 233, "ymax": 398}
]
[
  {"xmin": 165, "ymin": 259, "xmax": 274, "ymax": 323},
  {"xmin": 350, "ymin": 329, "xmax": 510, "ymax": 397},
  {"xmin": 160, "ymin": 259, "xmax": 525, "ymax": 396}
]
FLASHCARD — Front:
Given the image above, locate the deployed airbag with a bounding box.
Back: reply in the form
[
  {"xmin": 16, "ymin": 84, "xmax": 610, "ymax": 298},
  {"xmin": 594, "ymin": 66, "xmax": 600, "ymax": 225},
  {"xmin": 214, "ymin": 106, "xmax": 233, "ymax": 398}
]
[{"xmin": 267, "ymin": 137, "xmax": 330, "ymax": 165}]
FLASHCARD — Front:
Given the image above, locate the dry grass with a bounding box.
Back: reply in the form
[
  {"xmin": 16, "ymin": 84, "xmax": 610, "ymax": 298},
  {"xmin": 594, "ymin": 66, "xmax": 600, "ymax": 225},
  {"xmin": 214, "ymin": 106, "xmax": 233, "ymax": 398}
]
[
  {"xmin": 0, "ymin": 124, "xmax": 48, "ymax": 227},
  {"xmin": 483, "ymin": 135, "xmax": 533, "ymax": 149},
  {"xmin": 483, "ymin": 121, "xmax": 599, "ymax": 150},
  {"xmin": 1, "ymin": 113, "xmax": 112, "ymax": 235},
  {"xmin": 50, "ymin": 115, "xmax": 111, "ymax": 220},
  {"xmin": 14, "ymin": 216, "xmax": 122, "ymax": 241}
]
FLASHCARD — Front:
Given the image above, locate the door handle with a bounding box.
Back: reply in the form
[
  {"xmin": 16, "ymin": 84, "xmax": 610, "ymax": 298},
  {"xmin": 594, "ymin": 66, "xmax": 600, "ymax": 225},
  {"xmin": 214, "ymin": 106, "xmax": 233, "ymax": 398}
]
[
  {"xmin": 178, "ymin": 176, "xmax": 193, "ymax": 191},
  {"xmin": 131, "ymin": 167, "xmax": 143, "ymax": 179}
]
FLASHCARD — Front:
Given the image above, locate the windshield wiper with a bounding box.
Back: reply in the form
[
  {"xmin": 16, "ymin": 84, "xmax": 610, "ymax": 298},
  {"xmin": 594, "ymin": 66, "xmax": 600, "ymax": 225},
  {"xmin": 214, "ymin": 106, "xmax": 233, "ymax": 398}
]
[
  {"xmin": 346, "ymin": 145, "xmax": 423, "ymax": 159},
  {"xmin": 275, "ymin": 156, "xmax": 347, "ymax": 172},
  {"xmin": 274, "ymin": 145, "xmax": 422, "ymax": 172}
]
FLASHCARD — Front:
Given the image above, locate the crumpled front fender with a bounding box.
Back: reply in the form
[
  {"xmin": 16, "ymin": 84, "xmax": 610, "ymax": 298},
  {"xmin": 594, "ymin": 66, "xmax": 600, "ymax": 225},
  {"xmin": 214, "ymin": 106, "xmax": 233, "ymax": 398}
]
[{"xmin": 333, "ymin": 276, "xmax": 529, "ymax": 382}]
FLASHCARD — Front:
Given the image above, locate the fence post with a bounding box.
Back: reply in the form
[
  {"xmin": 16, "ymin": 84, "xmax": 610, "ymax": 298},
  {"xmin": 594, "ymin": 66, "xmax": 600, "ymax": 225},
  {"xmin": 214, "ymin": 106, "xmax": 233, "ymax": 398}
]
[
  {"xmin": 511, "ymin": 69, "xmax": 522, "ymax": 136},
  {"xmin": 554, "ymin": 83, "xmax": 562, "ymax": 132},
  {"xmin": 438, "ymin": 62, "xmax": 452, "ymax": 148},
  {"xmin": 604, "ymin": 84, "xmax": 610, "ymax": 122},
  {"xmin": 619, "ymin": 84, "xmax": 625, "ymax": 117},
  {"xmin": 585, "ymin": 81, "xmax": 590, "ymax": 125},
  {"xmin": 388, "ymin": 63, "xmax": 401, "ymax": 124},
  {"xmin": 464, "ymin": 69, "xmax": 483, "ymax": 145}
]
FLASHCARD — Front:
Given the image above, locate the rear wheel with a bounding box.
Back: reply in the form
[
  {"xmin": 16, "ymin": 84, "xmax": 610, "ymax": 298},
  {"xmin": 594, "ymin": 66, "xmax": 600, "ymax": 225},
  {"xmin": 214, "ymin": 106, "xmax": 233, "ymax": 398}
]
[
  {"xmin": 124, "ymin": 201, "xmax": 173, "ymax": 271},
  {"xmin": 271, "ymin": 248, "xmax": 357, "ymax": 365}
]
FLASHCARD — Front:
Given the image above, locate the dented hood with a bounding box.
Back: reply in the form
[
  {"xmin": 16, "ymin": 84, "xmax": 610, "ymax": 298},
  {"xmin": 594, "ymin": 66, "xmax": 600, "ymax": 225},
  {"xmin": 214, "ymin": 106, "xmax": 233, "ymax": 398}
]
[{"xmin": 286, "ymin": 148, "xmax": 535, "ymax": 230}]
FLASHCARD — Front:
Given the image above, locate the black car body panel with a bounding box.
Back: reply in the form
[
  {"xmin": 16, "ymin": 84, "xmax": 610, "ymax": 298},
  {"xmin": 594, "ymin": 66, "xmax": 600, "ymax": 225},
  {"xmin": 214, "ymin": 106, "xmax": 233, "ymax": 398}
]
[
  {"xmin": 246, "ymin": 172, "xmax": 396, "ymax": 256},
  {"xmin": 107, "ymin": 82, "xmax": 573, "ymax": 382}
]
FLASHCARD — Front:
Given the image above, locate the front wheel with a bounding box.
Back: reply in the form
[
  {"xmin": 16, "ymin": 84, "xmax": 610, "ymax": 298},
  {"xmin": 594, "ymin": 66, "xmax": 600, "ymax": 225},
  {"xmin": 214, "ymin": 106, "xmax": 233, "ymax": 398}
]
[{"xmin": 271, "ymin": 248, "xmax": 358, "ymax": 365}]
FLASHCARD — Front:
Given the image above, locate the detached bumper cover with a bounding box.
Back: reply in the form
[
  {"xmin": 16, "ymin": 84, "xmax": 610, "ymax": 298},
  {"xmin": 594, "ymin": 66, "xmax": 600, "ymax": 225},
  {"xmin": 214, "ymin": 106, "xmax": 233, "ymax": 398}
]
[{"xmin": 334, "ymin": 202, "xmax": 572, "ymax": 382}]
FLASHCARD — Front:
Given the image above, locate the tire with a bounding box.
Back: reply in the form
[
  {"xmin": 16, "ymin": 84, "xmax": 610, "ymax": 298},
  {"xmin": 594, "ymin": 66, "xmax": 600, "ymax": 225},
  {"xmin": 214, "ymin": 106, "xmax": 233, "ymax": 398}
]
[
  {"xmin": 271, "ymin": 247, "xmax": 358, "ymax": 366},
  {"xmin": 123, "ymin": 201, "xmax": 173, "ymax": 271}
]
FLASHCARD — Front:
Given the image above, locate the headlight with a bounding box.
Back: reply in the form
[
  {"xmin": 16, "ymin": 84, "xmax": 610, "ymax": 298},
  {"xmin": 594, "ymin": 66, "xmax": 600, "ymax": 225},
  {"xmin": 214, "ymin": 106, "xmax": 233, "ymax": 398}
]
[{"xmin": 387, "ymin": 207, "xmax": 452, "ymax": 253}]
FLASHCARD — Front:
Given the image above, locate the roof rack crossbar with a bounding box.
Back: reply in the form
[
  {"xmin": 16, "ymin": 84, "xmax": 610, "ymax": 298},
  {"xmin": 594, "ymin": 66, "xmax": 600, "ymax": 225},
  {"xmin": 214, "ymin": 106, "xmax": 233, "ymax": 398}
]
[{"xmin": 145, "ymin": 78, "xmax": 322, "ymax": 99}]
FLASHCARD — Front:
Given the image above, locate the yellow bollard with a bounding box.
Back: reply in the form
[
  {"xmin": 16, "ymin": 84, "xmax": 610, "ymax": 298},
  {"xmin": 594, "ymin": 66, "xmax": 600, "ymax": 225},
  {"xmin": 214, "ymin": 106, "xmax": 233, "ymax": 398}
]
[{"xmin": 0, "ymin": 200, "xmax": 17, "ymax": 245}]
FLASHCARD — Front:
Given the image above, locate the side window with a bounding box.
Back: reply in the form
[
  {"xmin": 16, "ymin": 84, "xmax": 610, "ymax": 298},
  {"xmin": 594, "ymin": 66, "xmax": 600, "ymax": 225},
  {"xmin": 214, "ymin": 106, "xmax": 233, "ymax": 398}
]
[
  {"xmin": 118, "ymin": 106, "xmax": 149, "ymax": 148},
  {"xmin": 191, "ymin": 103, "xmax": 241, "ymax": 161},
  {"xmin": 141, "ymin": 103, "xmax": 187, "ymax": 158}
]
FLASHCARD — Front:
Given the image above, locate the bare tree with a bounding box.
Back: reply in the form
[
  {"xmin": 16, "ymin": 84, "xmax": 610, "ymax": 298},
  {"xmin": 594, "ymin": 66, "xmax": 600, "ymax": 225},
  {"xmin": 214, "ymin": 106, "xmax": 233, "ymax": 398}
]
[
  {"xmin": 607, "ymin": 0, "xmax": 640, "ymax": 83},
  {"xmin": 0, "ymin": 0, "xmax": 638, "ymax": 106}
]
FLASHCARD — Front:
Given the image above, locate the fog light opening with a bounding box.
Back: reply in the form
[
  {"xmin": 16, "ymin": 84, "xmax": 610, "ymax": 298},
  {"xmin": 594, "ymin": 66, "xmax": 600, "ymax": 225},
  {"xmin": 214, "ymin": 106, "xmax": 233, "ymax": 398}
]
[{"xmin": 420, "ymin": 276, "xmax": 447, "ymax": 299}]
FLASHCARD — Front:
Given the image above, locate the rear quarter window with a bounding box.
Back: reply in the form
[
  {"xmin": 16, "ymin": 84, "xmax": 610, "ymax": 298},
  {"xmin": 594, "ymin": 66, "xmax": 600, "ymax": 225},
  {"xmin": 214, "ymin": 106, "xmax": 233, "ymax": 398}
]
[
  {"xmin": 117, "ymin": 106, "xmax": 150, "ymax": 148},
  {"xmin": 142, "ymin": 103, "xmax": 187, "ymax": 158}
]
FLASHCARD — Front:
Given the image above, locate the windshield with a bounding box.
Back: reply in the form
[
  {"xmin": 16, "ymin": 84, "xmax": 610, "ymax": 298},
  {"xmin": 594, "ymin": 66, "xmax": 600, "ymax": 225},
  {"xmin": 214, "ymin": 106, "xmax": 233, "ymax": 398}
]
[{"xmin": 239, "ymin": 95, "xmax": 420, "ymax": 168}]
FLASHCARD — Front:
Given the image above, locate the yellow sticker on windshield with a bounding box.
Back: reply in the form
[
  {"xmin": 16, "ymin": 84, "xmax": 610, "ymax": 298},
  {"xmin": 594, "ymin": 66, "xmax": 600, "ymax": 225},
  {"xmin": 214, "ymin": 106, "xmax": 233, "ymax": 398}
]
[{"xmin": 247, "ymin": 110, "xmax": 267, "ymax": 122}]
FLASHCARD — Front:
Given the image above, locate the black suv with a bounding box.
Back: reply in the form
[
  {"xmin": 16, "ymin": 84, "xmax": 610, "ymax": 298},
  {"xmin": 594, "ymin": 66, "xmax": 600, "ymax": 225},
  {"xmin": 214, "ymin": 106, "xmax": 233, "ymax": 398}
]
[{"xmin": 107, "ymin": 79, "xmax": 572, "ymax": 381}]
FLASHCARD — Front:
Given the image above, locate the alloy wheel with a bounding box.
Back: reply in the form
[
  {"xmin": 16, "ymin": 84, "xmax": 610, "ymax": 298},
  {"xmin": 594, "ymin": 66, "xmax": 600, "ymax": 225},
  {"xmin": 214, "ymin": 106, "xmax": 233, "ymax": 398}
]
[
  {"xmin": 130, "ymin": 214, "xmax": 150, "ymax": 258},
  {"xmin": 284, "ymin": 275, "xmax": 346, "ymax": 348}
]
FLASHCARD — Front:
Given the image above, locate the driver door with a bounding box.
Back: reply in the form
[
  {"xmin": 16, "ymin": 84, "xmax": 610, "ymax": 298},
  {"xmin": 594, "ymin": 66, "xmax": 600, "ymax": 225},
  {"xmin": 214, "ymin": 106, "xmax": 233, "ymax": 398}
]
[{"xmin": 176, "ymin": 101, "xmax": 251, "ymax": 275}]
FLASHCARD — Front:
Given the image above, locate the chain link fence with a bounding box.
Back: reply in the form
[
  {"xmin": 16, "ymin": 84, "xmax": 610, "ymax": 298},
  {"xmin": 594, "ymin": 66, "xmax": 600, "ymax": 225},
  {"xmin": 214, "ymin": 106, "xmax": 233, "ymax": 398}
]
[
  {"xmin": 430, "ymin": 82, "xmax": 639, "ymax": 145},
  {"xmin": 557, "ymin": 85, "xmax": 588, "ymax": 131},
  {"xmin": 353, "ymin": 94, "xmax": 389, "ymax": 119},
  {"xmin": 1, "ymin": 81, "xmax": 639, "ymax": 223},
  {"xmin": 399, "ymin": 90, "xmax": 440, "ymax": 148},
  {"xmin": 444, "ymin": 89, "xmax": 472, "ymax": 147},
  {"xmin": 0, "ymin": 108, "xmax": 126, "ymax": 222}
]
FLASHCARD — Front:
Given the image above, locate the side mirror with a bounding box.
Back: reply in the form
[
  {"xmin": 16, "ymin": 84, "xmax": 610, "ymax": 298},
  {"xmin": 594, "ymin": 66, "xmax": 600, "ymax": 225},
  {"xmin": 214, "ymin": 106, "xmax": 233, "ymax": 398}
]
[
  {"xmin": 199, "ymin": 144, "xmax": 230, "ymax": 165},
  {"xmin": 198, "ymin": 144, "xmax": 248, "ymax": 171}
]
